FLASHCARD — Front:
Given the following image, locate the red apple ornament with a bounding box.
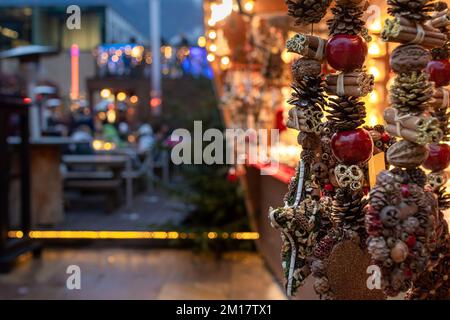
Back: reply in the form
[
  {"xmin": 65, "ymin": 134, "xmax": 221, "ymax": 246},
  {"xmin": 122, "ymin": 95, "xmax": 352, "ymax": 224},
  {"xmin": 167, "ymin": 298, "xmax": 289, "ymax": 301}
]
[
  {"xmin": 326, "ymin": 35, "xmax": 368, "ymax": 72},
  {"xmin": 426, "ymin": 59, "xmax": 450, "ymax": 87},
  {"xmin": 331, "ymin": 128, "xmax": 374, "ymax": 165},
  {"xmin": 422, "ymin": 143, "xmax": 450, "ymax": 172}
]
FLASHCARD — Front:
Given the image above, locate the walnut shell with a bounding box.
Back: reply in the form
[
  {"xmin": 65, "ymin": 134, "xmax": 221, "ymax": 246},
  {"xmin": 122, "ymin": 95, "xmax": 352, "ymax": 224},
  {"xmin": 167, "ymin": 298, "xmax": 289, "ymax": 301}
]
[
  {"xmin": 390, "ymin": 45, "xmax": 431, "ymax": 74},
  {"xmin": 386, "ymin": 140, "xmax": 429, "ymax": 169},
  {"xmin": 292, "ymin": 58, "xmax": 322, "ymax": 81}
]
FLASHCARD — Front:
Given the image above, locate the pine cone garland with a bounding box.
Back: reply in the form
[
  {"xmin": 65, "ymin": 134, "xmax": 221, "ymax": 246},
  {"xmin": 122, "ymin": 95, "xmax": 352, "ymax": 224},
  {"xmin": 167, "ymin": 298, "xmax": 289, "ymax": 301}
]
[
  {"xmin": 390, "ymin": 71, "xmax": 434, "ymax": 115},
  {"xmin": 331, "ymin": 188, "xmax": 366, "ymax": 232},
  {"xmin": 327, "ymin": 4, "xmax": 368, "ymax": 38},
  {"xmin": 387, "ymin": 0, "xmax": 434, "ymax": 22},
  {"xmin": 326, "ymin": 96, "xmax": 366, "ymax": 131},
  {"xmin": 289, "ymin": 75, "xmax": 327, "ymax": 112},
  {"xmin": 314, "ymin": 235, "xmax": 335, "ymax": 259},
  {"xmin": 286, "ymin": 0, "xmax": 332, "ymax": 25}
]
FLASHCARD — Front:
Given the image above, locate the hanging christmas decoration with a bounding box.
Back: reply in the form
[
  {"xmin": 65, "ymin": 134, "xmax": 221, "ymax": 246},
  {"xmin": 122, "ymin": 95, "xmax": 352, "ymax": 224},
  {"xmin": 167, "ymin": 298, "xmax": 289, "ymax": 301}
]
[
  {"xmin": 407, "ymin": 1, "xmax": 450, "ymax": 300},
  {"xmin": 366, "ymin": 0, "xmax": 446, "ymax": 297}
]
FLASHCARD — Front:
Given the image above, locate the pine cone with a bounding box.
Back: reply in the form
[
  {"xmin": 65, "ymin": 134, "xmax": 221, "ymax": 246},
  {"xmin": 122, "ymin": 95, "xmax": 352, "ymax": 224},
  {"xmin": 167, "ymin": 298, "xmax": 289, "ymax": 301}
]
[
  {"xmin": 437, "ymin": 187, "xmax": 450, "ymax": 210},
  {"xmin": 431, "ymin": 46, "xmax": 450, "ymax": 60},
  {"xmin": 368, "ymin": 237, "xmax": 390, "ymax": 261},
  {"xmin": 390, "ymin": 71, "xmax": 433, "ymax": 115},
  {"xmin": 289, "ymin": 75, "xmax": 327, "ymax": 112},
  {"xmin": 314, "ymin": 235, "xmax": 335, "ymax": 259},
  {"xmin": 326, "ymin": 96, "xmax": 366, "ymax": 131},
  {"xmin": 286, "ymin": 0, "xmax": 332, "ymax": 25},
  {"xmin": 387, "ymin": 0, "xmax": 434, "ymax": 22},
  {"xmin": 313, "ymin": 276, "xmax": 330, "ymax": 295},
  {"xmin": 405, "ymin": 168, "xmax": 427, "ymax": 187},
  {"xmin": 331, "ymin": 188, "xmax": 366, "ymax": 232},
  {"xmin": 327, "ymin": 4, "xmax": 368, "ymax": 38}
]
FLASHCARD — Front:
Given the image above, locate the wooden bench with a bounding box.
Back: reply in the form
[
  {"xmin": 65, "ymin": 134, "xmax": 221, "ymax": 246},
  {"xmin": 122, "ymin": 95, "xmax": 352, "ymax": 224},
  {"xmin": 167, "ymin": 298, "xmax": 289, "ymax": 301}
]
[{"xmin": 62, "ymin": 155, "xmax": 129, "ymax": 213}]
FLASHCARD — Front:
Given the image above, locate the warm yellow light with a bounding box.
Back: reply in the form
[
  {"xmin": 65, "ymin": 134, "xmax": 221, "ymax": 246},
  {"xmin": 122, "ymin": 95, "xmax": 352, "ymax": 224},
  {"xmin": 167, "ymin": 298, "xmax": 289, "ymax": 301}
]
[
  {"xmin": 368, "ymin": 19, "xmax": 382, "ymax": 33},
  {"xmin": 98, "ymin": 112, "xmax": 106, "ymax": 121},
  {"xmin": 221, "ymin": 56, "xmax": 230, "ymax": 65},
  {"xmin": 8, "ymin": 230, "xmax": 260, "ymax": 240},
  {"xmin": 368, "ymin": 113, "xmax": 380, "ymax": 127},
  {"xmin": 103, "ymin": 142, "xmax": 114, "ymax": 151},
  {"xmin": 107, "ymin": 110, "xmax": 116, "ymax": 123},
  {"xmin": 207, "ymin": 232, "xmax": 218, "ymax": 239},
  {"xmin": 207, "ymin": 19, "xmax": 216, "ymax": 27},
  {"xmin": 117, "ymin": 92, "xmax": 127, "ymax": 102},
  {"xmin": 116, "ymin": 49, "xmax": 123, "ymax": 56},
  {"xmin": 281, "ymin": 49, "xmax": 295, "ymax": 64},
  {"xmin": 209, "ymin": 44, "xmax": 217, "ymax": 52},
  {"xmin": 244, "ymin": 0, "xmax": 255, "ymax": 12},
  {"xmin": 369, "ymin": 66, "xmax": 382, "ymax": 82},
  {"xmin": 197, "ymin": 36, "xmax": 207, "ymax": 47},
  {"xmin": 100, "ymin": 89, "xmax": 111, "ymax": 99},
  {"xmin": 131, "ymin": 46, "xmax": 141, "ymax": 58},
  {"xmin": 92, "ymin": 139, "xmax": 103, "ymax": 150},
  {"xmin": 207, "ymin": 53, "xmax": 216, "ymax": 62},
  {"xmin": 369, "ymin": 90, "xmax": 379, "ymax": 103},
  {"xmin": 8, "ymin": 231, "xmax": 23, "ymax": 238},
  {"xmin": 111, "ymin": 55, "xmax": 119, "ymax": 62},
  {"xmin": 368, "ymin": 42, "xmax": 381, "ymax": 57},
  {"xmin": 163, "ymin": 46, "xmax": 173, "ymax": 59},
  {"xmin": 208, "ymin": 31, "xmax": 217, "ymax": 40},
  {"xmin": 130, "ymin": 95, "xmax": 139, "ymax": 104}
]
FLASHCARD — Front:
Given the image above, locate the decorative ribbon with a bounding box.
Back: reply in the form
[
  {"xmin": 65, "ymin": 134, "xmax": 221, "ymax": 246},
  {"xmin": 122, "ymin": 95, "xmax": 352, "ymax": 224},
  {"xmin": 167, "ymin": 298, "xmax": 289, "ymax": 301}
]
[
  {"xmin": 411, "ymin": 23, "xmax": 426, "ymax": 44},
  {"xmin": 337, "ymin": 73, "xmax": 345, "ymax": 96},
  {"xmin": 268, "ymin": 209, "xmax": 296, "ymax": 297},
  {"xmin": 315, "ymin": 38, "xmax": 325, "ymax": 61},
  {"xmin": 393, "ymin": 110, "xmax": 412, "ymax": 137}
]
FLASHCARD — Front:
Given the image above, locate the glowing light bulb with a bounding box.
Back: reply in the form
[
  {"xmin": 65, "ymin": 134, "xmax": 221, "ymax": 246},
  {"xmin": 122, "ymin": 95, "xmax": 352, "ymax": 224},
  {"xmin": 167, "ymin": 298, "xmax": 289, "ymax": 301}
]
[
  {"xmin": 221, "ymin": 56, "xmax": 230, "ymax": 65},
  {"xmin": 197, "ymin": 36, "xmax": 207, "ymax": 48},
  {"xmin": 207, "ymin": 53, "xmax": 216, "ymax": 62},
  {"xmin": 117, "ymin": 92, "xmax": 127, "ymax": 102},
  {"xmin": 244, "ymin": 0, "xmax": 255, "ymax": 12},
  {"xmin": 100, "ymin": 89, "xmax": 111, "ymax": 99},
  {"xmin": 208, "ymin": 31, "xmax": 217, "ymax": 39}
]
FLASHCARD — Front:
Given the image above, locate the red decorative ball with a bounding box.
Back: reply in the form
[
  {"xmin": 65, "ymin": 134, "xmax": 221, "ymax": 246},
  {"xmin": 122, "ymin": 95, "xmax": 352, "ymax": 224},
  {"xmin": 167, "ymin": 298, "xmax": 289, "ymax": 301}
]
[
  {"xmin": 401, "ymin": 184, "xmax": 410, "ymax": 198},
  {"xmin": 330, "ymin": 128, "xmax": 373, "ymax": 165},
  {"xmin": 426, "ymin": 59, "xmax": 450, "ymax": 87},
  {"xmin": 227, "ymin": 168, "xmax": 238, "ymax": 183},
  {"xmin": 423, "ymin": 143, "xmax": 450, "ymax": 172},
  {"xmin": 380, "ymin": 132, "xmax": 391, "ymax": 143},
  {"xmin": 325, "ymin": 34, "xmax": 368, "ymax": 72},
  {"xmin": 324, "ymin": 184, "xmax": 334, "ymax": 192},
  {"xmin": 404, "ymin": 268, "xmax": 413, "ymax": 279},
  {"xmin": 406, "ymin": 235, "xmax": 417, "ymax": 248}
]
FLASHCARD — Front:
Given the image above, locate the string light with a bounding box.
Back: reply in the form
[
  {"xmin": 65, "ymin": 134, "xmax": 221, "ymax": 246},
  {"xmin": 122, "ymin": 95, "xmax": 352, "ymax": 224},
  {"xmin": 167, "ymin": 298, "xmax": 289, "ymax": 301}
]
[
  {"xmin": 209, "ymin": 44, "xmax": 217, "ymax": 52},
  {"xmin": 208, "ymin": 31, "xmax": 217, "ymax": 40},
  {"xmin": 221, "ymin": 56, "xmax": 230, "ymax": 66},
  {"xmin": 7, "ymin": 230, "xmax": 260, "ymax": 240},
  {"xmin": 243, "ymin": 0, "xmax": 255, "ymax": 13},
  {"xmin": 130, "ymin": 95, "xmax": 139, "ymax": 104},
  {"xmin": 117, "ymin": 92, "xmax": 127, "ymax": 101},
  {"xmin": 100, "ymin": 89, "xmax": 111, "ymax": 99},
  {"xmin": 197, "ymin": 36, "xmax": 207, "ymax": 48},
  {"xmin": 207, "ymin": 53, "xmax": 216, "ymax": 62}
]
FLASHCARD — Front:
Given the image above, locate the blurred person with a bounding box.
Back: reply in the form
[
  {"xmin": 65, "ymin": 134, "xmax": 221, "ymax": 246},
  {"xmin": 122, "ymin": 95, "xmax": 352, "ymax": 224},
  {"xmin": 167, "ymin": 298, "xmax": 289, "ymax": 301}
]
[
  {"xmin": 69, "ymin": 125, "xmax": 93, "ymax": 154},
  {"xmin": 137, "ymin": 123, "xmax": 155, "ymax": 154}
]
